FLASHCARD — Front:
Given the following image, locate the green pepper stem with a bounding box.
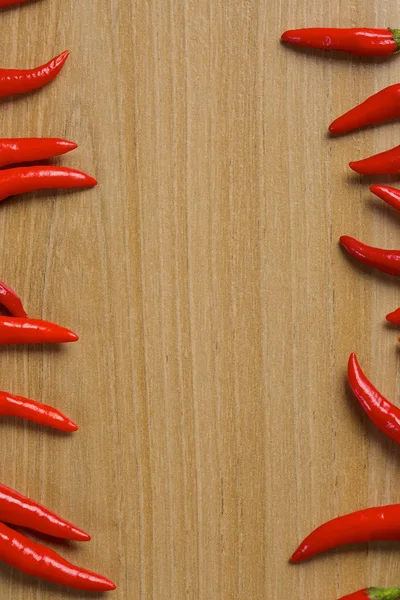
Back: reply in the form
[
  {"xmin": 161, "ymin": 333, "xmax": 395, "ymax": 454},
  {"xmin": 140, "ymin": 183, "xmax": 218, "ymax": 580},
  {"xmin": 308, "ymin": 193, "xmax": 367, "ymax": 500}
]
[
  {"xmin": 368, "ymin": 588, "xmax": 400, "ymax": 600},
  {"xmin": 389, "ymin": 28, "xmax": 400, "ymax": 51}
]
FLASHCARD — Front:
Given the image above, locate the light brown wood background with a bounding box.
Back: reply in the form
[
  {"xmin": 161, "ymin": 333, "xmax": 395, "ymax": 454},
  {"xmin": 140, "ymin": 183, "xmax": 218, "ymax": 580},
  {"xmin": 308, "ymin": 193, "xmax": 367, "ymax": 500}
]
[{"xmin": 0, "ymin": 0, "xmax": 400, "ymax": 598}]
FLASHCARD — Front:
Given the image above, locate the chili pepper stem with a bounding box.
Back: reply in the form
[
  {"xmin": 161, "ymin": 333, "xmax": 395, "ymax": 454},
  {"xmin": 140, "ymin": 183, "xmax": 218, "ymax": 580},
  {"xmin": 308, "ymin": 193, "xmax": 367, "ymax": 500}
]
[
  {"xmin": 368, "ymin": 588, "xmax": 400, "ymax": 600},
  {"xmin": 389, "ymin": 29, "xmax": 400, "ymax": 50}
]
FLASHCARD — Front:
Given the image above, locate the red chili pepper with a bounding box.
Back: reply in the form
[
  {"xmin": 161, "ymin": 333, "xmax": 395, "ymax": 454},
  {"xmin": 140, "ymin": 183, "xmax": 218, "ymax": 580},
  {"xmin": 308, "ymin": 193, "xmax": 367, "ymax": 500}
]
[
  {"xmin": 291, "ymin": 504, "xmax": 400, "ymax": 562},
  {"xmin": 338, "ymin": 591, "xmax": 369, "ymax": 600},
  {"xmin": 0, "ymin": 317, "xmax": 78, "ymax": 344},
  {"xmin": 0, "ymin": 138, "xmax": 77, "ymax": 169},
  {"xmin": 0, "ymin": 522, "xmax": 115, "ymax": 591},
  {"xmin": 370, "ymin": 184, "xmax": 400, "ymax": 211},
  {"xmin": 387, "ymin": 308, "xmax": 400, "ymax": 324},
  {"xmin": 329, "ymin": 83, "xmax": 400, "ymax": 134},
  {"xmin": 0, "ymin": 483, "xmax": 89, "ymax": 541},
  {"xmin": 0, "ymin": 51, "xmax": 69, "ymax": 99},
  {"xmin": 0, "ymin": 390, "xmax": 77, "ymax": 431},
  {"xmin": 350, "ymin": 145, "xmax": 400, "ymax": 174},
  {"xmin": 0, "ymin": 280, "xmax": 26, "ymax": 318},
  {"xmin": 281, "ymin": 28, "xmax": 400, "ymax": 56},
  {"xmin": 340, "ymin": 235, "xmax": 400, "ymax": 277},
  {"xmin": 348, "ymin": 353, "xmax": 400, "ymax": 444},
  {"xmin": 0, "ymin": 0, "xmax": 27, "ymax": 4},
  {"xmin": 0, "ymin": 166, "xmax": 96, "ymax": 202},
  {"xmin": 339, "ymin": 589, "xmax": 400, "ymax": 600}
]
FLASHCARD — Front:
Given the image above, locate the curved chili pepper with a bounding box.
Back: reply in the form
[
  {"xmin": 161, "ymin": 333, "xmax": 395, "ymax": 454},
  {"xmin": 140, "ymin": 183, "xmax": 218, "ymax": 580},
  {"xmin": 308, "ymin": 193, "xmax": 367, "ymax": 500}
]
[
  {"xmin": 387, "ymin": 308, "xmax": 400, "ymax": 324},
  {"xmin": 0, "ymin": 166, "xmax": 96, "ymax": 202},
  {"xmin": 281, "ymin": 28, "xmax": 400, "ymax": 56},
  {"xmin": 0, "ymin": 390, "xmax": 77, "ymax": 431},
  {"xmin": 0, "ymin": 483, "xmax": 89, "ymax": 541},
  {"xmin": 339, "ymin": 589, "xmax": 400, "ymax": 600},
  {"xmin": 348, "ymin": 353, "xmax": 400, "ymax": 444},
  {"xmin": 340, "ymin": 235, "xmax": 400, "ymax": 277},
  {"xmin": 0, "ymin": 317, "xmax": 78, "ymax": 344},
  {"xmin": 0, "ymin": 280, "xmax": 26, "ymax": 318},
  {"xmin": 350, "ymin": 145, "xmax": 400, "ymax": 174},
  {"xmin": 0, "ymin": 522, "xmax": 115, "ymax": 591},
  {"xmin": 291, "ymin": 504, "xmax": 400, "ymax": 562},
  {"xmin": 370, "ymin": 184, "xmax": 400, "ymax": 211},
  {"xmin": 329, "ymin": 84, "xmax": 400, "ymax": 134},
  {"xmin": 0, "ymin": 51, "xmax": 69, "ymax": 99},
  {"xmin": 0, "ymin": 138, "xmax": 77, "ymax": 169}
]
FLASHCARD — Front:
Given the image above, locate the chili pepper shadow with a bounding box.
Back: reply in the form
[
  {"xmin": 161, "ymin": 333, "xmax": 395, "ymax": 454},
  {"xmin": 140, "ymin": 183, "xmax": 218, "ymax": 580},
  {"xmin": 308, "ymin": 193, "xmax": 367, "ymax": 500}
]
[
  {"xmin": 366, "ymin": 197, "xmax": 400, "ymax": 226},
  {"xmin": 344, "ymin": 374, "xmax": 400, "ymax": 460},
  {"xmin": 9, "ymin": 525, "xmax": 80, "ymax": 549},
  {"xmin": 0, "ymin": 157, "xmax": 65, "ymax": 171},
  {"xmin": 339, "ymin": 242, "xmax": 400, "ymax": 289},
  {"xmin": 0, "ymin": 562, "xmax": 110, "ymax": 598},
  {"xmin": 0, "ymin": 416, "xmax": 77, "ymax": 437},
  {"xmin": 346, "ymin": 173, "xmax": 400, "ymax": 186},
  {"xmin": 2, "ymin": 187, "xmax": 94, "ymax": 209},
  {"xmin": 280, "ymin": 42, "xmax": 396, "ymax": 64},
  {"xmin": 385, "ymin": 319, "xmax": 400, "ymax": 332},
  {"xmin": 0, "ymin": 343, "xmax": 67, "ymax": 354}
]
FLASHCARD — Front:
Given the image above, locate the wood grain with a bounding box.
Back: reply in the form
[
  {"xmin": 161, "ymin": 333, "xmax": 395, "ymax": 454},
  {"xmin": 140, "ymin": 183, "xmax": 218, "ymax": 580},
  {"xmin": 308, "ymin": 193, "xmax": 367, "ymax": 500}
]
[{"xmin": 0, "ymin": 0, "xmax": 399, "ymax": 598}]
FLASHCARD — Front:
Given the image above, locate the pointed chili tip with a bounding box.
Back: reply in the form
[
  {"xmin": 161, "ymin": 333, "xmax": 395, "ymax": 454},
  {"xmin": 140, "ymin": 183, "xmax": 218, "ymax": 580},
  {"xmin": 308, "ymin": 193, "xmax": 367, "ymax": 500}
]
[
  {"xmin": 65, "ymin": 329, "xmax": 79, "ymax": 342},
  {"xmin": 60, "ymin": 140, "xmax": 78, "ymax": 151},
  {"xmin": 86, "ymin": 174, "xmax": 97, "ymax": 187},
  {"xmin": 72, "ymin": 528, "xmax": 91, "ymax": 542},
  {"xmin": 65, "ymin": 418, "xmax": 79, "ymax": 432},
  {"xmin": 281, "ymin": 30, "xmax": 295, "ymax": 43},
  {"xmin": 92, "ymin": 576, "xmax": 116, "ymax": 592},
  {"xmin": 370, "ymin": 184, "xmax": 381, "ymax": 193},
  {"xmin": 55, "ymin": 50, "xmax": 70, "ymax": 67},
  {"xmin": 339, "ymin": 235, "xmax": 351, "ymax": 250},
  {"xmin": 289, "ymin": 549, "xmax": 302, "ymax": 563},
  {"xmin": 349, "ymin": 161, "xmax": 358, "ymax": 172},
  {"xmin": 328, "ymin": 121, "xmax": 339, "ymax": 135},
  {"xmin": 386, "ymin": 308, "xmax": 400, "ymax": 324}
]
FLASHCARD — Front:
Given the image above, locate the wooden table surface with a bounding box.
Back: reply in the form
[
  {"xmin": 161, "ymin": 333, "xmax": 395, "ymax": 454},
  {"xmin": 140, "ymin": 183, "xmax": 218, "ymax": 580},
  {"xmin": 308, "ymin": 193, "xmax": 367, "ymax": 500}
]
[{"xmin": 1, "ymin": 0, "xmax": 400, "ymax": 598}]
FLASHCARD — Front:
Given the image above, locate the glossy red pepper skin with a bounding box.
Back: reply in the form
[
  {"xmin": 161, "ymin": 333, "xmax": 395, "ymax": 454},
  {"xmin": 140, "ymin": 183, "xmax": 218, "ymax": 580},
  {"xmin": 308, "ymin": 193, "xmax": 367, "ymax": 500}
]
[
  {"xmin": 387, "ymin": 308, "xmax": 400, "ymax": 324},
  {"xmin": 339, "ymin": 589, "xmax": 400, "ymax": 600},
  {"xmin": 0, "ymin": 138, "xmax": 77, "ymax": 169},
  {"xmin": 0, "ymin": 317, "xmax": 78, "ymax": 344},
  {"xmin": 350, "ymin": 145, "xmax": 400, "ymax": 174},
  {"xmin": 340, "ymin": 235, "xmax": 400, "ymax": 277},
  {"xmin": 0, "ymin": 52, "xmax": 69, "ymax": 99},
  {"xmin": 0, "ymin": 166, "xmax": 96, "ymax": 202},
  {"xmin": 0, "ymin": 280, "xmax": 26, "ymax": 318},
  {"xmin": 0, "ymin": 483, "xmax": 89, "ymax": 541},
  {"xmin": 370, "ymin": 184, "xmax": 400, "ymax": 211},
  {"xmin": 291, "ymin": 504, "xmax": 400, "ymax": 562},
  {"xmin": 0, "ymin": 522, "xmax": 115, "ymax": 591},
  {"xmin": 0, "ymin": 390, "xmax": 77, "ymax": 431},
  {"xmin": 348, "ymin": 353, "xmax": 400, "ymax": 445},
  {"xmin": 330, "ymin": 83, "xmax": 400, "ymax": 134},
  {"xmin": 338, "ymin": 591, "xmax": 369, "ymax": 600},
  {"xmin": 281, "ymin": 28, "xmax": 400, "ymax": 56}
]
